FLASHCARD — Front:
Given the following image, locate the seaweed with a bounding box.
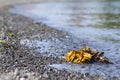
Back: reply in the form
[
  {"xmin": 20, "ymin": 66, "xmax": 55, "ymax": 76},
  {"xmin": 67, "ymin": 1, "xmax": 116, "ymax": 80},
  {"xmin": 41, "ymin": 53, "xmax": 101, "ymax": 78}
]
[{"xmin": 65, "ymin": 46, "xmax": 113, "ymax": 64}]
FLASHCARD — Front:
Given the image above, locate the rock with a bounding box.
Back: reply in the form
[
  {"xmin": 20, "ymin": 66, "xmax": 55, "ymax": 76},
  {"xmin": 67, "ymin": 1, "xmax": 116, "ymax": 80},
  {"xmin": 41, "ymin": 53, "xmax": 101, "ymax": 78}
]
[
  {"xmin": 42, "ymin": 72, "xmax": 48, "ymax": 78},
  {"xmin": 14, "ymin": 69, "xmax": 19, "ymax": 76},
  {"xmin": 0, "ymin": 31, "xmax": 6, "ymax": 40},
  {"xmin": 20, "ymin": 78, "xmax": 25, "ymax": 80}
]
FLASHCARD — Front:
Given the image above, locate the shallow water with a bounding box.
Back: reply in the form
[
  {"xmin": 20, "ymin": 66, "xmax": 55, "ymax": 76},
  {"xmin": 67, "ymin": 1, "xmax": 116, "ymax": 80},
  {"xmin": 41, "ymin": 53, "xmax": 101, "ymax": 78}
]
[
  {"xmin": 10, "ymin": 0, "xmax": 120, "ymax": 78},
  {"xmin": 10, "ymin": 1, "xmax": 120, "ymax": 42}
]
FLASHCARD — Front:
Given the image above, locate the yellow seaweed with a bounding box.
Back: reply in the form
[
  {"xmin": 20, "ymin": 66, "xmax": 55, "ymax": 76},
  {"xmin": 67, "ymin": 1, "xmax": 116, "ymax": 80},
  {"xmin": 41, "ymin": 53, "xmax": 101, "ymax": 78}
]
[
  {"xmin": 65, "ymin": 46, "xmax": 112, "ymax": 64},
  {"xmin": 65, "ymin": 46, "xmax": 92, "ymax": 63}
]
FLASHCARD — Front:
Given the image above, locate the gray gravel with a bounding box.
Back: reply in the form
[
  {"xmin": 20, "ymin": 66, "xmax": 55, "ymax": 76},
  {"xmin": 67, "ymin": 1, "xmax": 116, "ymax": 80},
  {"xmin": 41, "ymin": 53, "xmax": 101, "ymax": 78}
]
[{"xmin": 0, "ymin": 8, "xmax": 120, "ymax": 80}]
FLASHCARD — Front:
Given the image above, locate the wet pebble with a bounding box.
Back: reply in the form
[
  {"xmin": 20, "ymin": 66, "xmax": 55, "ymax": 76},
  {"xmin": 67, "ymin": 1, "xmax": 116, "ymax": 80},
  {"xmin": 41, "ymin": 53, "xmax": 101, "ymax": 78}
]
[
  {"xmin": 20, "ymin": 78, "xmax": 25, "ymax": 80},
  {"xmin": 14, "ymin": 69, "xmax": 19, "ymax": 76},
  {"xmin": 42, "ymin": 72, "xmax": 48, "ymax": 78}
]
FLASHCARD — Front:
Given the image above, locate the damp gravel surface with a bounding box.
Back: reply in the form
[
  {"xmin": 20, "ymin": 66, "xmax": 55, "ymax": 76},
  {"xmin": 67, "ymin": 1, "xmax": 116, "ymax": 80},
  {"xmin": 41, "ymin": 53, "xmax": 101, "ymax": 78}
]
[
  {"xmin": 0, "ymin": 9, "xmax": 100, "ymax": 80},
  {"xmin": 0, "ymin": 3, "xmax": 120, "ymax": 80},
  {"xmin": 9, "ymin": 0, "xmax": 120, "ymax": 79}
]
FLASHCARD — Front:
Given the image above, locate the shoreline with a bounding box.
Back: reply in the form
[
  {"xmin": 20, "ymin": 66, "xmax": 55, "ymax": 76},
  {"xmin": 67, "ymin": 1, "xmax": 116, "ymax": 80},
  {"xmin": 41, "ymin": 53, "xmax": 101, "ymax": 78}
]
[
  {"xmin": 0, "ymin": 8, "xmax": 86, "ymax": 80},
  {"xmin": 0, "ymin": 5, "xmax": 119, "ymax": 80}
]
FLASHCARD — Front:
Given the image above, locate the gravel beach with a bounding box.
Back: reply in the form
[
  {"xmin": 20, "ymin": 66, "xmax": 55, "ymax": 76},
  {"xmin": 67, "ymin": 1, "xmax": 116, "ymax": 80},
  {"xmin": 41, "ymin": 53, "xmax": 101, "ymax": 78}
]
[{"xmin": 0, "ymin": 2, "xmax": 120, "ymax": 80}]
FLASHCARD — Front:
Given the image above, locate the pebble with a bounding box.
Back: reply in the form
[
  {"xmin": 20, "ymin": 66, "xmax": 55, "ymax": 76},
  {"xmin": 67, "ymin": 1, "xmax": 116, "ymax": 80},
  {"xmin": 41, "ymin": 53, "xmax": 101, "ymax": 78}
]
[
  {"xmin": 20, "ymin": 78, "xmax": 25, "ymax": 80},
  {"xmin": 42, "ymin": 72, "xmax": 48, "ymax": 78},
  {"xmin": 14, "ymin": 68, "xmax": 19, "ymax": 76}
]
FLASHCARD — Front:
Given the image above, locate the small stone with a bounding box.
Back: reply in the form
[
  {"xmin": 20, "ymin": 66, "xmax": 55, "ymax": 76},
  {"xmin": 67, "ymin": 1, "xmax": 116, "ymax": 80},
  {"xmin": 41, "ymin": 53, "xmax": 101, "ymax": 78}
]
[
  {"xmin": 20, "ymin": 78, "xmax": 25, "ymax": 80},
  {"xmin": 16, "ymin": 76, "xmax": 19, "ymax": 80},
  {"xmin": 23, "ymin": 75, "xmax": 28, "ymax": 79},
  {"xmin": 65, "ymin": 35, "xmax": 69, "ymax": 38},
  {"xmin": 42, "ymin": 73, "xmax": 48, "ymax": 78},
  {"xmin": 0, "ymin": 31, "xmax": 6, "ymax": 40},
  {"xmin": 0, "ymin": 16, "xmax": 3, "ymax": 21},
  {"xmin": 14, "ymin": 69, "xmax": 19, "ymax": 76}
]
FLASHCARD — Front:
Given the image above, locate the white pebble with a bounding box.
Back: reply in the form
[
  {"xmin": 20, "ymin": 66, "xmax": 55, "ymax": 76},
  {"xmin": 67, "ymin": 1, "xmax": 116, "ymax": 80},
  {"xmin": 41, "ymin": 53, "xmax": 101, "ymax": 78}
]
[{"xmin": 20, "ymin": 78, "xmax": 25, "ymax": 80}]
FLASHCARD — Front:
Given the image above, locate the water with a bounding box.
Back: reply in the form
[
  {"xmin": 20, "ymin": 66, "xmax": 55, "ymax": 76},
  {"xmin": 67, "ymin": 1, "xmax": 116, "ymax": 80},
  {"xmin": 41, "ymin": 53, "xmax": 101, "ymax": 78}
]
[
  {"xmin": 10, "ymin": 1, "xmax": 120, "ymax": 42},
  {"xmin": 10, "ymin": 0, "xmax": 120, "ymax": 78}
]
